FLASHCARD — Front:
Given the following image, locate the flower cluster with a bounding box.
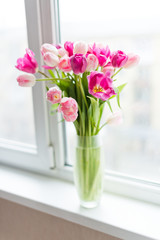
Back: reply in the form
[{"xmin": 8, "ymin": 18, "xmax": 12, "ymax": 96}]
[
  {"xmin": 15, "ymin": 41, "xmax": 139, "ymax": 134},
  {"xmin": 46, "ymin": 87, "xmax": 78, "ymax": 122}
]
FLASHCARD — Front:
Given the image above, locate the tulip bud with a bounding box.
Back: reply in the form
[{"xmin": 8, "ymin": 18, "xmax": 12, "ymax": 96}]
[
  {"xmin": 43, "ymin": 52, "xmax": 59, "ymax": 67},
  {"xmin": 73, "ymin": 41, "xmax": 88, "ymax": 55},
  {"xmin": 41, "ymin": 43, "xmax": 58, "ymax": 56},
  {"xmin": 58, "ymin": 97, "xmax": 78, "ymax": 122},
  {"xmin": 70, "ymin": 54, "xmax": 87, "ymax": 75},
  {"xmin": 124, "ymin": 53, "xmax": 140, "ymax": 68},
  {"xmin": 58, "ymin": 56, "xmax": 72, "ymax": 72},
  {"xmin": 107, "ymin": 112, "xmax": 123, "ymax": 126},
  {"xmin": 86, "ymin": 54, "xmax": 98, "ymax": 71},
  {"xmin": 17, "ymin": 73, "xmax": 36, "ymax": 87},
  {"xmin": 111, "ymin": 50, "xmax": 128, "ymax": 68}
]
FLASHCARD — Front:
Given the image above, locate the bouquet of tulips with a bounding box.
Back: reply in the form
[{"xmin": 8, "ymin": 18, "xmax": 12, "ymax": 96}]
[
  {"xmin": 15, "ymin": 41, "xmax": 139, "ymax": 136},
  {"xmin": 15, "ymin": 41, "xmax": 139, "ymax": 206}
]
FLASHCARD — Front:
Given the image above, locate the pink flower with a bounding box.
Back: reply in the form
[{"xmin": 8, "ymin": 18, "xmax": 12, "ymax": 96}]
[
  {"xmin": 87, "ymin": 43, "xmax": 110, "ymax": 66},
  {"xmin": 58, "ymin": 56, "xmax": 72, "ymax": 72},
  {"xmin": 102, "ymin": 62, "xmax": 115, "ymax": 76},
  {"xmin": 111, "ymin": 50, "xmax": 128, "ymax": 68},
  {"xmin": 41, "ymin": 43, "xmax": 58, "ymax": 56},
  {"xmin": 15, "ymin": 49, "xmax": 38, "ymax": 74},
  {"xmin": 70, "ymin": 54, "xmax": 87, "ymax": 74},
  {"xmin": 46, "ymin": 87, "xmax": 61, "ymax": 104},
  {"xmin": 63, "ymin": 113, "xmax": 78, "ymax": 122},
  {"xmin": 86, "ymin": 54, "xmax": 99, "ymax": 71},
  {"xmin": 59, "ymin": 97, "xmax": 78, "ymax": 122},
  {"xmin": 58, "ymin": 48, "xmax": 68, "ymax": 57},
  {"xmin": 64, "ymin": 41, "xmax": 74, "ymax": 57},
  {"xmin": 43, "ymin": 52, "xmax": 59, "ymax": 67},
  {"xmin": 107, "ymin": 112, "xmax": 123, "ymax": 126},
  {"xmin": 124, "ymin": 53, "xmax": 140, "ymax": 68},
  {"xmin": 99, "ymin": 44, "xmax": 110, "ymax": 58},
  {"xmin": 73, "ymin": 41, "xmax": 88, "ymax": 55},
  {"xmin": 87, "ymin": 71, "xmax": 116, "ymax": 101},
  {"xmin": 87, "ymin": 43, "xmax": 100, "ymax": 56},
  {"xmin": 17, "ymin": 73, "xmax": 36, "ymax": 87},
  {"xmin": 98, "ymin": 54, "xmax": 107, "ymax": 66}
]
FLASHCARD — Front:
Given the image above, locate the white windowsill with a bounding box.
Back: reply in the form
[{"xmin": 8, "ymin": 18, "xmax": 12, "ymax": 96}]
[{"xmin": 0, "ymin": 165, "xmax": 160, "ymax": 240}]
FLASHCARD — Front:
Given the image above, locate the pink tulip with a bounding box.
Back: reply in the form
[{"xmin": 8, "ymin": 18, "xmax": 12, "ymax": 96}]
[
  {"xmin": 63, "ymin": 113, "xmax": 78, "ymax": 122},
  {"xmin": 59, "ymin": 97, "xmax": 78, "ymax": 122},
  {"xmin": 87, "ymin": 71, "xmax": 116, "ymax": 101},
  {"xmin": 107, "ymin": 112, "xmax": 123, "ymax": 126},
  {"xmin": 124, "ymin": 53, "xmax": 140, "ymax": 68},
  {"xmin": 102, "ymin": 62, "xmax": 115, "ymax": 76},
  {"xmin": 58, "ymin": 56, "xmax": 72, "ymax": 72},
  {"xmin": 17, "ymin": 73, "xmax": 36, "ymax": 87},
  {"xmin": 99, "ymin": 44, "xmax": 110, "ymax": 58},
  {"xmin": 98, "ymin": 54, "xmax": 107, "ymax": 67},
  {"xmin": 86, "ymin": 54, "xmax": 99, "ymax": 71},
  {"xmin": 58, "ymin": 48, "xmax": 68, "ymax": 57},
  {"xmin": 73, "ymin": 41, "xmax": 88, "ymax": 55},
  {"xmin": 41, "ymin": 43, "xmax": 58, "ymax": 56},
  {"xmin": 15, "ymin": 49, "xmax": 38, "ymax": 74},
  {"xmin": 87, "ymin": 43, "xmax": 110, "ymax": 66},
  {"xmin": 64, "ymin": 41, "xmax": 74, "ymax": 57},
  {"xmin": 46, "ymin": 87, "xmax": 62, "ymax": 104},
  {"xmin": 70, "ymin": 54, "xmax": 87, "ymax": 74},
  {"xmin": 43, "ymin": 52, "xmax": 59, "ymax": 67},
  {"xmin": 111, "ymin": 50, "xmax": 128, "ymax": 68}
]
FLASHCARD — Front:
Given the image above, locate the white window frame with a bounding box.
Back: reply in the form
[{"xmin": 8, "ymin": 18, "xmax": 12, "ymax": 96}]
[{"xmin": 0, "ymin": 0, "xmax": 65, "ymax": 175}]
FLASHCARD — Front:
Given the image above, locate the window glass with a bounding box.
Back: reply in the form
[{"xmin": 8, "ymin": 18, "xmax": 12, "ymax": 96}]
[
  {"xmin": 0, "ymin": 0, "xmax": 36, "ymax": 145},
  {"xmin": 59, "ymin": 0, "xmax": 160, "ymax": 184}
]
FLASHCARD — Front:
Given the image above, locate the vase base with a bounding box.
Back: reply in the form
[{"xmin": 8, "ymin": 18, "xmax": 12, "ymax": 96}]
[{"xmin": 80, "ymin": 200, "xmax": 99, "ymax": 208}]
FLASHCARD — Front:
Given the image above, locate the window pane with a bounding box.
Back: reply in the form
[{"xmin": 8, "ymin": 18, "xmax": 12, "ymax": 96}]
[
  {"xmin": 0, "ymin": 0, "xmax": 36, "ymax": 145},
  {"xmin": 59, "ymin": 0, "xmax": 160, "ymax": 184}
]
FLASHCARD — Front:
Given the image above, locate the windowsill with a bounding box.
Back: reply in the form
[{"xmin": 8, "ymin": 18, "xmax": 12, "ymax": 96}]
[{"xmin": 0, "ymin": 165, "xmax": 160, "ymax": 240}]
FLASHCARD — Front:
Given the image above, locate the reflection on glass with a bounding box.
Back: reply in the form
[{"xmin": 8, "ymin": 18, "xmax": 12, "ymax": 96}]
[
  {"xmin": 0, "ymin": 0, "xmax": 36, "ymax": 145},
  {"xmin": 59, "ymin": 0, "xmax": 160, "ymax": 183}
]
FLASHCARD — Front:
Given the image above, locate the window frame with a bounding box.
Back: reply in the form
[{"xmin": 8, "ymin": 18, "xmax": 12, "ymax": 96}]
[{"xmin": 0, "ymin": 0, "xmax": 65, "ymax": 175}]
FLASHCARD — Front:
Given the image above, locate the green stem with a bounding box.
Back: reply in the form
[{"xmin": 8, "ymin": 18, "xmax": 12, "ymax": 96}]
[
  {"xmin": 98, "ymin": 122, "xmax": 108, "ymax": 132},
  {"xmin": 36, "ymin": 78, "xmax": 70, "ymax": 82},
  {"xmin": 55, "ymin": 68, "xmax": 60, "ymax": 78},
  {"xmin": 38, "ymin": 70, "xmax": 49, "ymax": 78},
  {"xmin": 79, "ymin": 76, "xmax": 88, "ymax": 110},
  {"xmin": 111, "ymin": 67, "xmax": 123, "ymax": 79}
]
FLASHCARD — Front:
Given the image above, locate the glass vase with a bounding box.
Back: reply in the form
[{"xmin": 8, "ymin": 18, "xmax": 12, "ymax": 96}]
[{"xmin": 74, "ymin": 135, "xmax": 104, "ymax": 208}]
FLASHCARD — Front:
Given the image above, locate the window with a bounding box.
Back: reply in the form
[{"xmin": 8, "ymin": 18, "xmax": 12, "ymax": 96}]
[
  {"xmin": 1, "ymin": 0, "xmax": 160, "ymax": 204},
  {"xmin": 59, "ymin": 0, "xmax": 160, "ymax": 203},
  {"xmin": 0, "ymin": 0, "xmax": 65, "ymax": 174}
]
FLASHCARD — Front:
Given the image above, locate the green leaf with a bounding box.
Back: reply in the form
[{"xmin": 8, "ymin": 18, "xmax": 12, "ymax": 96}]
[
  {"xmin": 117, "ymin": 83, "xmax": 127, "ymax": 93},
  {"xmin": 48, "ymin": 69, "xmax": 56, "ymax": 78},
  {"xmin": 96, "ymin": 102, "xmax": 105, "ymax": 133},
  {"xmin": 73, "ymin": 120, "xmax": 80, "ymax": 134},
  {"xmin": 106, "ymin": 100, "xmax": 113, "ymax": 113},
  {"xmin": 108, "ymin": 83, "xmax": 127, "ymax": 100},
  {"xmin": 58, "ymin": 79, "xmax": 71, "ymax": 93},
  {"xmin": 117, "ymin": 93, "xmax": 121, "ymax": 108},
  {"xmin": 87, "ymin": 96, "xmax": 100, "ymax": 132},
  {"xmin": 69, "ymin": 81, "xmax": 76, "ymax": 99},
  {"xmin": 61, "ymin": 71, "xmax": 66, "ymax": 78},
  {"xmin": 62, "ymin": 91, "xmax": 68, "ymax": 97},
  {"xmin": 46, "ymin": 86, "xmax": 49, "ymax": 92},
  {"xmin": 50, "ymin": 103, "xmax": 59, "ymax": 115}
]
